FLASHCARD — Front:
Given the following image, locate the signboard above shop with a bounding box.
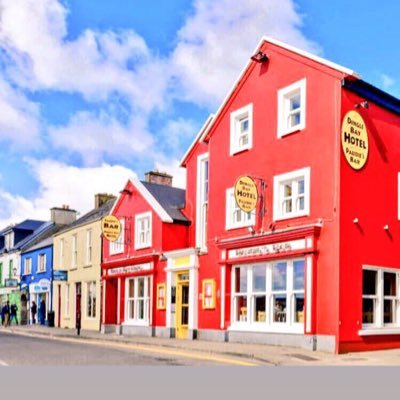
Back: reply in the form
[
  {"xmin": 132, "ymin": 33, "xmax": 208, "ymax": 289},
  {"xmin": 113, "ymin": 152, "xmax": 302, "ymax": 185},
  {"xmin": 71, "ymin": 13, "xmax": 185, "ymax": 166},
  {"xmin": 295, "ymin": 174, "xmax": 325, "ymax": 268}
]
[
  {"xmin": 4, "ymin": 279, "xmax": 18, "ymax": 288},
  {"xmin": 53, "ymin": 270, "xmax": 68, "ymax": 281},
  {"xmin": 101, "ymin": 215, "xmax": 122, "ymax": 242},
  {"xmin": 234, "ymin": 176, "xmax": 258, "ymax": 213}
]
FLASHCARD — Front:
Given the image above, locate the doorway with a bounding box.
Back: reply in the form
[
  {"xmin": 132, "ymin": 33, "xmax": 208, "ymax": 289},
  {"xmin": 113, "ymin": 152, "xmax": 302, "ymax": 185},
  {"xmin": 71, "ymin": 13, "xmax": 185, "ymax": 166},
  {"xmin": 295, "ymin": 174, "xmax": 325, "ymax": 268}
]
[
  {"xmin": 176, "ymin": 272, "xmax": 189, "ymax": 339},
  {"xmin": 75, "ymin": 282, "xmax": 82, "ymax": 327}
]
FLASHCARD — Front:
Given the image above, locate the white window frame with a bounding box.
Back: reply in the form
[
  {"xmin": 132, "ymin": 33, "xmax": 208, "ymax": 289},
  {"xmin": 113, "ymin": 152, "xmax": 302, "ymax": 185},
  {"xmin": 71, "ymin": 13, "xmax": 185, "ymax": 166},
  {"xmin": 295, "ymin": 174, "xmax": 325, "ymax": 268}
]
[
  {"xmin": 230, "ymin": 104, "xmax": 253, "ymax": 155},
  {"xmin": 109, "ymin": 218, "xmax": 125, "ymax": 255},
  {"xmin": 86, "ymin": 281, "xmax": 96, "ymax": 319},
  {"xmin": 135, "ymin": 212, "xmax": 152, "ymax": 250},
  {"xmin": 273, "ymin": 167, "xmax": 310, "ymax": 221},
  {"xmin": 360, "ymin": 266, "xmax": 400, "ymax": 335},
  {"xmin": 225, "ymin": 187, "xmax": 256, "ymax": 230},
  {"xmin": 65, "ymin": 283, "xmax": 70, "ymax": 317},
  {"xmin": 37, "ymin": 254, "xmax": 46, "ymax": 273},
  {"xmin": 277, "ymin": 78, "xmax": 306, "ymax": 138},
  {"xmin": 230, "ymin": 258, "xmax": 305, "ymax": 333},
  {"xmin": 71, "ymin": 234, "xmax": 78, "ymax": 268},
  {"xmin": 196, "ymin": 153, "xmax": 209, "ymax": 251},
  {"xmin": 59, "ymin": 238, "xmax": 64, "ymax": 269},
  {"xmin": 24, "ymin": 257, "xmax": 32, "ymax": 275},
  {"xmin": 125, "ymin": 276, "xmax": 151, "ymax": 325},
  {"xmin": 86, "ymin": 229, "xmax": 92, "ymax": 265}
]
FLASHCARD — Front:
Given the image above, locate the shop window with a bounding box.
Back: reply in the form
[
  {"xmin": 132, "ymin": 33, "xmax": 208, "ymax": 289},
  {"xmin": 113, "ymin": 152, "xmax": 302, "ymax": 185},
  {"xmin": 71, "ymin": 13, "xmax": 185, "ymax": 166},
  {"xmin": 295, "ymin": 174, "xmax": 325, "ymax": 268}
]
[
  {"xmin": 135, "ymin": 212, "xmax": 152, "ymax": 250},
  {"xmin": 231, "ymin": 258, "xmax": 305, "ymax": 330},
  {"xmin": 86, "ymin": 281, "xmax": 96, "ymax": 318},
  {"xmin": 109, "ymin": 219, "xmax": 125, "ymax": 255},
  {"xmin": 196, "ymin": 153, "xmax": 209, "ymax": 251},
  {"xmin": 273, "ymin": 167, "xmax": 310, "ymax": 221},
  {"xmin": 24, "ymin": 258, "xmax": 32, "ymax": 275},
  {"xmin": 277, "ymin": 78, "xmax": 306, "ymax": 137},
  {"xmin": 226, "ymin": 188, "xmax": 256, "ymax": 230},
  {"xmin": 37, "ymin": 254, "xmax": 46, "ymax": 273},
  {"xmin": 362, "ymin": 267, "xmax": 400, "ymax": 330},
  {"xmin": 125, "ymin": 276, "xmax": 150, "ymax": 325},
  {"xmin": 230, "ymin": 104, "xmax": 253, "ymax": 155}
]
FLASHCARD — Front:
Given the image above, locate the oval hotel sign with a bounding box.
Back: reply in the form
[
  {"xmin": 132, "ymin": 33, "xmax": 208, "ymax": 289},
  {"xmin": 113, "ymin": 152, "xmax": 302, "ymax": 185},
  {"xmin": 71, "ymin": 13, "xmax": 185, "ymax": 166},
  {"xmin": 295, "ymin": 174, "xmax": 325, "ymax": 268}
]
[
  {"xmin": 234, "ymin": 176, "xmax": 258, "ymax": 213},
  {"xmin": 341, "ymin": 110, "xmax": 369, "ymax": 170},
  {"xmin": 101, "ymin": 215, "xmax": 121, "ymax": 242}
]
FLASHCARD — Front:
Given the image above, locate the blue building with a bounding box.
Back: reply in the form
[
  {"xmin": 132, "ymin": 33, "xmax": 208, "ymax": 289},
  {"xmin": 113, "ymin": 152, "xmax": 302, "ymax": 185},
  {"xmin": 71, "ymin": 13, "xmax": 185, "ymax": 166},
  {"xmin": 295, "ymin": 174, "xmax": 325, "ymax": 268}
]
[{"xmin": 19, "ymin": 207, "xmax": 77, "ymax": 325}]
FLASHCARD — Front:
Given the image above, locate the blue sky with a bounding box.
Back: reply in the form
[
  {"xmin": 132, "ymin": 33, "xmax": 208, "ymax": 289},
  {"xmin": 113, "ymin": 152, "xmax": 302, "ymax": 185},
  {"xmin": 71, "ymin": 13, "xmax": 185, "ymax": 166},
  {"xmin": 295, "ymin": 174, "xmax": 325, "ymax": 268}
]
[{"xmin": 0, "ymin": 0, "xmax": 399, "ymax": 225}]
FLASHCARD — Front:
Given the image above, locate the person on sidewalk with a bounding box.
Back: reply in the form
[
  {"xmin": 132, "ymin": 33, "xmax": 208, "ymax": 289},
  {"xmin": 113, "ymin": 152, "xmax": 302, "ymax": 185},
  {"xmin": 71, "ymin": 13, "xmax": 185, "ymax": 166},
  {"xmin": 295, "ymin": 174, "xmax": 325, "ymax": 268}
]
[
  {"xmin": 39, "ymin": 299, "xmax": 46, "ymax": 325},
  {"xmin": 9, "ymin": 303, "xmax": 18, "ymax": 325},
  {"xmin": 3, "ymin": 301, "xmax": 10, "ymax": 327},
  {"xmin": 31, "ymin": 301, "xmax": 37, "ymax": 324}
]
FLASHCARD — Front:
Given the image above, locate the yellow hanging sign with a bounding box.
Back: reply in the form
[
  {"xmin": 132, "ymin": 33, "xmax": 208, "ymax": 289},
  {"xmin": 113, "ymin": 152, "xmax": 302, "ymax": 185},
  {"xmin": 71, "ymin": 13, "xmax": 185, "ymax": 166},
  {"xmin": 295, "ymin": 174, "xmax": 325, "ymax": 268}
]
[
  {"xmin": 101, "ymin": 215, "xmax": 121, "ymax": 242},
  {"xmin": 234, "ymin": 176, "xmax": 258, "ymax": 213},
  {"xmin": 341, "ymin": 110, "xmax": 369, "ymax": 170}
]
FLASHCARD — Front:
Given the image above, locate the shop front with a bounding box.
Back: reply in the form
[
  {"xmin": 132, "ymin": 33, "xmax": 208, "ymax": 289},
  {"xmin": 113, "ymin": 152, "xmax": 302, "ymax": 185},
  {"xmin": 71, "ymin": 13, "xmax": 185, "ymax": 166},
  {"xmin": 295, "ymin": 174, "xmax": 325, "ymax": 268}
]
[
  {"xmin": 28, "ymin": 278, "xmax": 51, "ymax": 325},
  {"xmin": 218, "ymin": 225, "xmax": 320, "ymax": 349},
  {"xmin": 102, "ymin": 260, "xmax": 156, "ymax": 336},
  {"xmin": 164, "ymin": 248, "xmax": 199, "ymax": 339}
]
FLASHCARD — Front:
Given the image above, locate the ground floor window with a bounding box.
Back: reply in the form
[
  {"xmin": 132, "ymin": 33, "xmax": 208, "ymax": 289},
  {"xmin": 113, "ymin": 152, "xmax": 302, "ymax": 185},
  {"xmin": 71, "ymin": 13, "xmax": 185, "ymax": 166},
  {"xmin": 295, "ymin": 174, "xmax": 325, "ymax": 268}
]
[
  {"xmin": 362, "ymin": 267, "xmax": 400, "ymax": 328},
  {"xmin": 125, "ymin": 276, "xmax": 150, "ymax": 325},
  {"xmin": 86, "ymin": 281, "xmax": 96, "ymax": 318},
  {"xmin": 232, "ymin": 258, "xmax": 305, "ymax": 330}
]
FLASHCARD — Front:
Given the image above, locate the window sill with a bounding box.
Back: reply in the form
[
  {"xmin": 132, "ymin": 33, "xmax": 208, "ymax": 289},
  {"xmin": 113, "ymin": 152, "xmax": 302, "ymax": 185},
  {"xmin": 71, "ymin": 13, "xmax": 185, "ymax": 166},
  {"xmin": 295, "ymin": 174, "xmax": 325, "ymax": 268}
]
[
  {"xmin": 134, "ymin": 245, "xmax": 151, "ymax": 251},
  {"xmin": 230, "ymin": 146, "xmax": 252, "ymax": 156},
  {"xmin": 359, "ymin": 328, "xmax": 400, "ymax": 336},
  {"xmin": 278, "ymin": 125, "xmax": 304, "ymax": 139},
  {"xmin": 83, "ymin": 264, "xmax": 92, "ymax": 268},
  {"xmin": 228, "ymin": 323, "xmax": 303, "ymax": 334},
  {"xmin": 273, "ymin": 212, "xmax": 309, "ymax": 222},
  {"xmin": 226, "ymin": 222, "xmax": 255, "ymax": 231},
  {"xmin": 37, "ymin": 270, "xmax": 46, "ymax": 274}
]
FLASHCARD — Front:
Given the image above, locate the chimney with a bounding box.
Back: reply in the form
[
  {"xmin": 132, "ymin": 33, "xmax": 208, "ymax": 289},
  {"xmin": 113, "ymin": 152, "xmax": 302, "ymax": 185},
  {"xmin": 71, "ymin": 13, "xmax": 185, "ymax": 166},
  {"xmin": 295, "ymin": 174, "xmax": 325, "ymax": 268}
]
[
  {"xmin": 51, "ymin": 205, "xmax": 77, "ymax": 225},
  {"xmin": 95, "ymin": 193, "xmax": 116, "ymax": 209},
  {"xmin": 144, "ymin": 170, "xmax": 173, "ymax": 186}
]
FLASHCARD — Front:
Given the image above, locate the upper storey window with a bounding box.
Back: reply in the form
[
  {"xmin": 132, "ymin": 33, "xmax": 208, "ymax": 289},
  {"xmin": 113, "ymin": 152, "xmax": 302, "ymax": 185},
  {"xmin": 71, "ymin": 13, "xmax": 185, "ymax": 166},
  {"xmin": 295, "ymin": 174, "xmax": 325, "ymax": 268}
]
[
  {"xmin": 109, "ymin": 219, "xmax": 125, "ymax": 255},
  {"xmin": 277, "ymin": 79, "xmax": 306, "ymax": 137},
  {"xmin": 230, "ymin": 104, "xmax": 253, "ymax": 155},
  {"xmin": 273, "ymin": 167, "xmax": 310, "ymax": 221},
  {"xmin": 135, "ymin": 212, "xmax": 152, "ymax": 250}
]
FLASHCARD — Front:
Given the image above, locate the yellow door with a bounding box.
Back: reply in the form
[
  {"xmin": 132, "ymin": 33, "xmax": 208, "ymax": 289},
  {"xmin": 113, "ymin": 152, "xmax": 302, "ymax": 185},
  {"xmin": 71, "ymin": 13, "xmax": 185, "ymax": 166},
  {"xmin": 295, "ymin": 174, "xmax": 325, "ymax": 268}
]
[{"xmin": 176, "ymin": 273, "xmax": 189, "ymax": 339}]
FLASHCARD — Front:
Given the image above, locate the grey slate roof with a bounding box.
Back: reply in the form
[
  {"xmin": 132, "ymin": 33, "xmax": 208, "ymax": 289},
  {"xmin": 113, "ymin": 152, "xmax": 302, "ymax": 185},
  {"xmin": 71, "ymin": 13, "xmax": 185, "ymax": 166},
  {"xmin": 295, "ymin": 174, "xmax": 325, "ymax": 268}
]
[
  {"xmin": 55, "ymin": 197, "xmax": 116, "ymax": 236},
  {"xmin": 141, "ymin": 181, "xmax": 189, "ymax": 224},
  {"xmin": 21, "ymin": 223, "xmax": 66, "ymax": 253},
  {"xmin": 11, "ymin": 219, "xmax": 45, "ymax": 232}
]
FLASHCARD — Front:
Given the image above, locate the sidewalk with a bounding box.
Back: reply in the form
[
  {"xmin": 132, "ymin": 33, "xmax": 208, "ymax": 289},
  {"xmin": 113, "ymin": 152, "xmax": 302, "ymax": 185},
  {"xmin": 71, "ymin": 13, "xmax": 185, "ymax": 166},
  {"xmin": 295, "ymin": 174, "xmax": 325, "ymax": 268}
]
[{"xmin": 3, "ymin": 323, "xmax": 400, "ymax": 365}]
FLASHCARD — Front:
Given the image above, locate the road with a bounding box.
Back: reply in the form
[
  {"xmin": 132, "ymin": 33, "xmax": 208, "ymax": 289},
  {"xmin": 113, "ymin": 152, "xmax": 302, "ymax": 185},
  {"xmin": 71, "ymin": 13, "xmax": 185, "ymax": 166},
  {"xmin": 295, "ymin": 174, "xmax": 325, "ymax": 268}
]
[{"xmin": 0, "ymin": 331, "xmax": 257, "ymax": 366}]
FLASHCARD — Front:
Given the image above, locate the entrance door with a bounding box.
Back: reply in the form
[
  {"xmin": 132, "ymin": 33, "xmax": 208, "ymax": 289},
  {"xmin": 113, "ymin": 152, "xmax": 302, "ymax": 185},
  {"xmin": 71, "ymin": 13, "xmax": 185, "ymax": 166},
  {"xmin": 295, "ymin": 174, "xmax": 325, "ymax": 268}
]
[
  {"xmin": 75, "ymin": 283, "xmax": 82, "ymax": 328},
  {"xmin": 176, "ymin": 272, "xmax": 189, "ymax": 339}
]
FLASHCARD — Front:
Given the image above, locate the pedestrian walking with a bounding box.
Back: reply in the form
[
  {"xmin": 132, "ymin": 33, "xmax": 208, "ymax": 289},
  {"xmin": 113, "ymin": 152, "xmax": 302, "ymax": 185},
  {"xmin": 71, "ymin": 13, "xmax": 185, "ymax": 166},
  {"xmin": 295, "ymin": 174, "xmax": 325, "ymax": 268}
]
[
  {"xmin": 31, "ymin": 301, "xmax": 37, "ymax": 324},
  {"xmin": 9, "ymin": 303, "xmax": 18, "ymax": 325},
  {"xmin": 3, "ymin": 301, "xmax": 10, "ymax": 327},
  {"xmin": 39, "ymin": 299, "xmax": 46, "ymax": 325},
  {"xmin": 1, "ymin": 304, "xmax": 5, "ymax": 326}
]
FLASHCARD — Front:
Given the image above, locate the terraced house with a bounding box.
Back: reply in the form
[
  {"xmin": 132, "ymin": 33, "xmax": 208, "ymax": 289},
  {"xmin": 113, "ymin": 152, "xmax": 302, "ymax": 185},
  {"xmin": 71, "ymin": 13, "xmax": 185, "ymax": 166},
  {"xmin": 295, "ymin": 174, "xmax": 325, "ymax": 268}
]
[{"xmin": 52, "ymin": 195, "xmax": 115, "ymax": 331}]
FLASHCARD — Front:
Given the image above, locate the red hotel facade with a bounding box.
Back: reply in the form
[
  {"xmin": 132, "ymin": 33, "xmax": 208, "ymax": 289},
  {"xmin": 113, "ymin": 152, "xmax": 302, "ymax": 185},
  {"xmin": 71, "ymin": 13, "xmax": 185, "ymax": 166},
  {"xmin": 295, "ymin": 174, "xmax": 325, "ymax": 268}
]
[{"xmin": 102, "ymin": 37, "xmax": 400, "ymax": 353}]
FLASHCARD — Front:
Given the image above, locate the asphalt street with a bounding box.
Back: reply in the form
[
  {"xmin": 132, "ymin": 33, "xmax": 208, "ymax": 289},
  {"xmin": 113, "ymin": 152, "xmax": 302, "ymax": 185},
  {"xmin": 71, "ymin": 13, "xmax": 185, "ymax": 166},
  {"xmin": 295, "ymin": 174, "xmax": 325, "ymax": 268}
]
[{"xmin": 0, "ymin": 331, "xmax": 245, "ymax": 366}]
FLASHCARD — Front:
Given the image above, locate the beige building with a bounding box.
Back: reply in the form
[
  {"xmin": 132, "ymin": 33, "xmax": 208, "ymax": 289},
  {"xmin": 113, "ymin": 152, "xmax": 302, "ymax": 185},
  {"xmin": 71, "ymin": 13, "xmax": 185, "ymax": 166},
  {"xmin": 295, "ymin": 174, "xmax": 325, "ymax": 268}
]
[{"xmin": 52, "ymin": 195, "xmax": 115, "ymax": 331}]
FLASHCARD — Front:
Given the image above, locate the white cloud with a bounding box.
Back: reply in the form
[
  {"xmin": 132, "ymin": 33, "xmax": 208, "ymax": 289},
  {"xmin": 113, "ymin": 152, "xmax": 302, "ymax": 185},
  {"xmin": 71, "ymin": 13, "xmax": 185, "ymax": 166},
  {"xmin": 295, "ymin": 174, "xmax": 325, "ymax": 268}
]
[
  {"xmin": 0, "ymin": 78, "xmax": 41, "ymax": 149},
  {"xmin": 170, "ymin": 0, "xmax": 320, "ymax": 107},
  {"xmin": 0, "ymin": 0, "xmax": 168, "ymax": 113},
  {"xmin": 381, "ymin": 74, "xmax": 395, "ymax": 90},
  {"xmin": 48, "ymin": 111, "xmax": 154, "ymax": 165},
  {"xmin": 0, "ymin": 159, "xmax": 136, "ymax": 227},
  {"xmin": 160, "ymin": 118, "xmax": 199, "ymax": 152}
]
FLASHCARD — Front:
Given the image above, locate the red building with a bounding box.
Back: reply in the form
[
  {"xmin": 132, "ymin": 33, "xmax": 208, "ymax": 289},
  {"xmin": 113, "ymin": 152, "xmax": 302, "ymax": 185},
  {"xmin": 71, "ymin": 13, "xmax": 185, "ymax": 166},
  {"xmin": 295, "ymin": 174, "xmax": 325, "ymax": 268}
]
[
  {"xmin": 103, "ymin": 37, "xmax": 400, "ymax": 353},
  {"xmin": 101, "ymin": 171, "xmax": 190, "ymax": 337}
]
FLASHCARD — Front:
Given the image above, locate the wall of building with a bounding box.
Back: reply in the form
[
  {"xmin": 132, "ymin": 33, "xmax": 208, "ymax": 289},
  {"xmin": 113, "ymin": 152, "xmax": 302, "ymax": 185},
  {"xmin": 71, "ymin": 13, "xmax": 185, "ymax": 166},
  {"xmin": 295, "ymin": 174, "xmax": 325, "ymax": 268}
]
[
  {"xmin": 339, "ymin": 89, "xmax": 400, "ymax": 352},
  {"xmin": 52, "ymin": 219, "xmax": 102, "ymax": 331}
]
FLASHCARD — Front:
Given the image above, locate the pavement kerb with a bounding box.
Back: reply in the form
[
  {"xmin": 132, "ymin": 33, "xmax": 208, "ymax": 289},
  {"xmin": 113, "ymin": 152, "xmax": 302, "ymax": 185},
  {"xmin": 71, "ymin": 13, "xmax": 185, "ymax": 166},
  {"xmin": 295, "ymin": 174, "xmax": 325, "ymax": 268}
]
[{"xmin": 4, "ymin": 327, "xmax": 278, "ymax": 365}]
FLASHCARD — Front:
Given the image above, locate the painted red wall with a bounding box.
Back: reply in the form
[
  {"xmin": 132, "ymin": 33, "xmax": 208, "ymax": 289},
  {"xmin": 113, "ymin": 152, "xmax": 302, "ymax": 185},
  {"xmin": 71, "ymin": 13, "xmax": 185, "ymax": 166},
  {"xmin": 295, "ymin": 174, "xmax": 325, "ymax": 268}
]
[
  {"xmin": 185, "ymin": 41, "xmax": 348, "ymax": 334},
  {"xmin": 339, "ymin": 89, "xmax": 400, "ymax": 352}
]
